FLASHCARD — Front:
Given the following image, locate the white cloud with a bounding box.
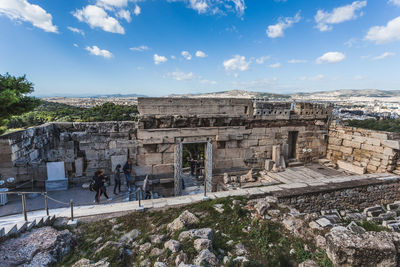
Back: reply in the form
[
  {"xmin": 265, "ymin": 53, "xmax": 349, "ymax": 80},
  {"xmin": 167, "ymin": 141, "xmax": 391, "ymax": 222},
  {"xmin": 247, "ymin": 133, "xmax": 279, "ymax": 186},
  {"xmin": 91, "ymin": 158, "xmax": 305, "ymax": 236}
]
[
  {"xmin": 133, "ymin": 5, "xmax": 141, "ymax": 16},
  {"xmin": 68, "ymin": 26, "xmax": 85, "ymax": 35},
  {"xmin": 200, "ymin": 79, "xmax": 217, "ymax": 85},
  {"xmin": 231, "ymin": 0, "xmax": 246, "ymax": 17},
  {"xmin": 344, "ymin": 37, "xmax": 358, "ymax": 47},
  {"xmin": 388, "ymin": 0, "xmax": 400, "ymax": 6},
  {"xmin": 315, "ymin": 1, "xmax": 367, "ymax": 32},
  {"xmin": 0, "ymin": 0, "xmax": 58, "ymax": 33},
  {"xmin": 169, "ymin": 0, "xmax": 245, "ymax": 17},
  {"xmin": 316, "ymin": 52, "xmax": 346, "ymax": 64},
  {"xmin": 171, "ymin": 55, "xmax": 176, "ymax": 59},
  {"xmin": 268, "ymin": 62, "xmax": 281, "ymax": 68},
  {"xmin": 73, "ymin": 5, "xmax": 125, "ymax": 34},
  {"xmin": 223, "ymin": 55, "xmax": 250, "ymax": 72},
  {"xmin": 73, "ymin": 43, "xmax": 79, "ymax": 47},
  {"xmin": 288, "ymin": 59, "xmax": 307, "ymax": 64},
  {"xmin": 168, "ymin": 71, "xmax": 195, "ymax": 81},
  {"xmin": 266, "ymin": 11, "xmax": 301, "ymax": 38},
  {"xmin": 130, "ymin": 45, "xmax": 149, "ymax": 52},
  {"xmin": 365, "ymin": 16, "xmax": 400, "ymax": 44},
  {"xmin": 372, "ymin": 52, "xmax": 396, "ymax": 60},
  {"xmin": 154, "ymin": 54, "xmax": 168, "ymax": 65},
  {"xmin": 181, "ymin": 51, "xmax": 192, "ymax": 60},
  {"xmin": 117, "ymin": 9, "xmax": 131, "ymax": 22},
  {"xmin": 309, "ymin": 74, "xmax": 325, "ymax": 81},
  {"xmin": 195, "ymin": 50, "xmax": 207, "ymax": 58},
  {"xmin": 96, "ymin": 0, "xmax": 128, "ymax": 8},
  {"xmin": 86, "ymin": 45, "xmax": 113, "ymax": 59},
  {"xmin": 255, "ymin": 56, "xmax": 270, "ymax": 64}
]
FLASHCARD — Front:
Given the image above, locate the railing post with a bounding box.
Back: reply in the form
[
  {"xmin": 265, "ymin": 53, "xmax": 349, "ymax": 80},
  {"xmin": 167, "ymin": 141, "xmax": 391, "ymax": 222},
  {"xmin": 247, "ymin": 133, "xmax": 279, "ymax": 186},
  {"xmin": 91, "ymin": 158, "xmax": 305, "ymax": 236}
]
[
  {"xmin": 138, "ymin": 188, "xmax": 141, "ymax": 207},
  {"xmin": 204, "ymin": 179, "xmax": 207, "ymax": 197},
  {"xmin": 22, "ymin": 194, "xmax": 27, "ymax": 222},
  {"xmin": 45, "ymin": 193, "xmax": 49, "ymax": 216},
  {"xmin": 70, "ymin": 199, "xmax": 74, "ymax": 221}
]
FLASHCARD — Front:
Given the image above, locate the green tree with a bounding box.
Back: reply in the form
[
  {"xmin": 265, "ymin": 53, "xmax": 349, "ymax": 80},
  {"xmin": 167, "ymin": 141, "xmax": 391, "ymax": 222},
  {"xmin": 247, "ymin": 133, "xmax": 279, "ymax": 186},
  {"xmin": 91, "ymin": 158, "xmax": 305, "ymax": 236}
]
[{"xmin": 0, "ymin": 73, "xmax": 40, "ymax": 134}]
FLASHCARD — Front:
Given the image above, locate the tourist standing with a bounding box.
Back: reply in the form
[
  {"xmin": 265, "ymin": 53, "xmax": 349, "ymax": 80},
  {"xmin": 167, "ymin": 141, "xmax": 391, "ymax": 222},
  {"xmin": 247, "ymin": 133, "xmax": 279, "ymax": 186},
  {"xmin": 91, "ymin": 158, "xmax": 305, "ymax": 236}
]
[
  {"xmin": 143, "ymin": 175, "xmax": 151, "ymax": 199},
  {"xmin": 190, "ymin": 158, "xmax": 195, "ymax": 176},
  {"xmin": 123, "ymin": 160, "xmax": 134, "ymax": 192},
  {"xmin": 114, "ymin": 164, "xmax": 122, "ymax": 195},
  {"xmin": 94, "ymin": 169, "xmax": 112, "ymax": 203}
]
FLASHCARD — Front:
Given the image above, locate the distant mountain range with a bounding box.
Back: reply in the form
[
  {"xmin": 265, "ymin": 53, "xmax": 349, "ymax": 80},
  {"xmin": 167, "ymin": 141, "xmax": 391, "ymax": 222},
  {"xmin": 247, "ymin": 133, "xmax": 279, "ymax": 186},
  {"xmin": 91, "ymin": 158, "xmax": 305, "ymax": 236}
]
[{"xmin": 40, "ymin": 89, "xmax": 400, "ymax": 99}]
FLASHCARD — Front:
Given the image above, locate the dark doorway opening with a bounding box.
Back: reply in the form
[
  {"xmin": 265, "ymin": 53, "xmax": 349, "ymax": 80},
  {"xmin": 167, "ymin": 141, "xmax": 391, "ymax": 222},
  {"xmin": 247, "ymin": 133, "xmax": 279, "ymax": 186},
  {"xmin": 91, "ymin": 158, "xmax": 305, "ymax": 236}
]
[{"xmin": 288, "ymin": 131, "xmax": 298, "ymax": 159}]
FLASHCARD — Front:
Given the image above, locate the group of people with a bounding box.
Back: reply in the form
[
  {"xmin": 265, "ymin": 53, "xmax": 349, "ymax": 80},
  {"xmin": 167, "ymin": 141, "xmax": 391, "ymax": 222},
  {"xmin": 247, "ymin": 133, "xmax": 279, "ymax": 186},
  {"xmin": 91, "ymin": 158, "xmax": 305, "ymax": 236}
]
[
  {"xmin": 92, "ymin": 160, "xmax": 152, "ymax": 204},
  {"xmin": 189, "ymin": 158, "xmax": 202, "ymax": 178}
]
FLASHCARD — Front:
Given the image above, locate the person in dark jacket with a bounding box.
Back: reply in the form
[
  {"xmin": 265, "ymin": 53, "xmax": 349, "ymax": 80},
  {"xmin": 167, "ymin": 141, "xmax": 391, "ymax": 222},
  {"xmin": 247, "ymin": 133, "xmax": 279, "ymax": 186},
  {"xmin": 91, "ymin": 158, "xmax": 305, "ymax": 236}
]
[
  {"xmin": 114, "ymin": 164, "xmax": 122, "ymax": 195},
  {"xmin": 123, "ymin": 160, "xmax": 134, "ymax": 192},
  {"xmin": 94, "ymin": 170, "xmax": 112, "ymax": 204}
]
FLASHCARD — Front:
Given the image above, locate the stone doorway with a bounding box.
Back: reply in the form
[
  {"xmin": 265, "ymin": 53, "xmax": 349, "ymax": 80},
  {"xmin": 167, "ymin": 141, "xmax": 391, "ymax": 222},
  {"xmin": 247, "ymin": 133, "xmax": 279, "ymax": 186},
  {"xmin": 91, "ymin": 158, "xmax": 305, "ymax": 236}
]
[
  {"xmin": 174, "ymin": 139, "xmax": 213, "ymax": 196},
  {"xmin": 288, "ymin": 131, "xmax": 299, "ymax": 159}
]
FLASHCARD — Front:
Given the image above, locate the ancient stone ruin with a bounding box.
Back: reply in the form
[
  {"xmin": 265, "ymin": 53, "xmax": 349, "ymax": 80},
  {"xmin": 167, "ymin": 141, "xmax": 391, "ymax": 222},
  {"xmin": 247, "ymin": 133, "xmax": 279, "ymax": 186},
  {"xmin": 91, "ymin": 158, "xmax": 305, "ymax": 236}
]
[{"xmin": 0, "ymin": 98, "xmax": 334, "ymax": 196}]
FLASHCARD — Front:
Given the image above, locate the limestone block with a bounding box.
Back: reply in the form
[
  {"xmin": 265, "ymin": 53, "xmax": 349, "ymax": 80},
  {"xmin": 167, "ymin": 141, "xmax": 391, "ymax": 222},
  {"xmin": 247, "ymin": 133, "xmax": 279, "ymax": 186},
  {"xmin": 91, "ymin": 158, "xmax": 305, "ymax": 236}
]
[
  {"xmin": 370, "ymin": 132, "xmax": 388, "ymax": 140},
  {"xmin": 361, "ymin": 144, "xmax": 384, "ymax": 154},
  {"xmin": 136, "ymin": 153, "xmax": 162, "ymax": 166},
  {"xmin": 232, "ymin": 158, "xmax": 246, "ymax": 168},
  {"xmin": 352, "ymin": 136, "xmax": 366, "ymax": 143},
  {"xmin": 265, "ymin": 160, "xmax": 274, "ymax": 171},
  {"xmin": 105, "ymin": 148, "xmax": 128, "ymax": 158},
  {"xmin": 367, "ymin": 164, "xmax": 378, "ymax": 172},
  {"xmin": 111, "ymin": 155, "xmax": 127, "ymax": 172},
  {"xmin": 339, "ymin": 146, "xmax": 353, "ymax": 155},
  {"xmin": 134, "ymin": 165, "xmax": 152, "ymax": 176},
  {"xmin": 74, "ymin": 158, "xmax": 84, "ymax": 177},
  {"xmin": 158, "ymin": 144, "xmax": 174, "ymax": 153},
  {"xmin": 337, "ymin": 160, "xmax": 366, "ymax": 174},
  {"xmin": 383, "ymin": 147, "xmax": 395, "ymax": 156},
  {"xmin": 240, "ymin": 139, "xmax": 258, "ymax": 148},
  {"xmin": 215, "ymin": 149, "xmax": 226, "ymax": 159},
  {"xmin": 369, "ymin": 159, "xmax": 381, "ymax": 167},
  {"xmin": 153, "ymin": 164, "xmax": 174, "ymax": 175},
  {"xmin": 224, "ymin": 148, "xmax": 243, "ymax": 158},
  {"xmin": 252, "ymin": 128, "xmax": 266, "ymax": 134},
  {"xmin": 327, "ymin": 144, "xmax": 341, "ymax": 151},
  {"xmin": 226, "ymin": 141, "xmax": 238, "ymax": 148},
  {"xmin": 85, "ymin": 150, "xmax": 104, "ymax": 160},
  {"xmin": 329, "ymin": 137, "xmax": 343, "ymax": 146},
  {"xmin": 259, "ymin": 139, "xmax": 273, "ymax": 146},
  {"xmin": 342, "ymin": 140, "xmax": 361, "ymax": 149},
  {"xmin": 382, "ymin": 140, "xmax": 400, "ymax": 150},
  {"xmin": 365, "ymin": 138, "xmax": 381, "ymax": 146},
  {"xmin": 162, "ymin": 152, "xmax": 174, "ymax": 164}
]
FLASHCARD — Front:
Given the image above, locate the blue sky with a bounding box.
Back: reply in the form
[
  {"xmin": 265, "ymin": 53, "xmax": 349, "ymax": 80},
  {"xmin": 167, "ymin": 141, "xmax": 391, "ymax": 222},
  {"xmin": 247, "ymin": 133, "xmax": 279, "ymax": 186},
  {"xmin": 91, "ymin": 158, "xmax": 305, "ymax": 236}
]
[{"xmin": 1, "ymin": 0, "xmax": 400, "ymax": 96}]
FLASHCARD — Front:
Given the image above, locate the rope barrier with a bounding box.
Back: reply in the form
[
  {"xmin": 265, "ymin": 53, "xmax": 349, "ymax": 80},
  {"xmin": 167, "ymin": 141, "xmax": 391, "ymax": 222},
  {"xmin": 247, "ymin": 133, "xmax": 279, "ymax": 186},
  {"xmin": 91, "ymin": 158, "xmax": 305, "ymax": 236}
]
[{"xmin": 46, "ymin": 195, "xmax": 70, "ymax": 205}]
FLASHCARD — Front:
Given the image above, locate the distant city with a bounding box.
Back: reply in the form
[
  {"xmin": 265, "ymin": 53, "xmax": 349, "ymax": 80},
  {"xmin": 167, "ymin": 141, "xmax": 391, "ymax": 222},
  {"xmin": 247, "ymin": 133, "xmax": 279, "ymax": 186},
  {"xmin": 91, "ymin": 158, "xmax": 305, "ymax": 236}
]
[{"xmin": 42, "ymin": 89, "xmax": 400, "ymax": 121}]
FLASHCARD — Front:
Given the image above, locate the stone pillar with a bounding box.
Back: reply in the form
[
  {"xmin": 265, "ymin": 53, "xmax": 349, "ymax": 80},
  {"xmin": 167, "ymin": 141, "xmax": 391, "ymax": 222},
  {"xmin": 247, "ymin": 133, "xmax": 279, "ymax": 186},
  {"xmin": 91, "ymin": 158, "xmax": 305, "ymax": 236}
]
[{"xmin": 272, "ymin": 145, "xmax": 281, "ymax": 168}]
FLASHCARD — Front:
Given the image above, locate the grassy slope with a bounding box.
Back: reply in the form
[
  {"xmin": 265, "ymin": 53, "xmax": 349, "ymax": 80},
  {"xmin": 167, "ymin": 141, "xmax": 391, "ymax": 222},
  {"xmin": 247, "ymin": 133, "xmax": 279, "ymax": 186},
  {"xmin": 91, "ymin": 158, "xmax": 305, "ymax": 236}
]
[{"xmin": 59, "ymin": 197, "xmax": 332, "ymax": 267}]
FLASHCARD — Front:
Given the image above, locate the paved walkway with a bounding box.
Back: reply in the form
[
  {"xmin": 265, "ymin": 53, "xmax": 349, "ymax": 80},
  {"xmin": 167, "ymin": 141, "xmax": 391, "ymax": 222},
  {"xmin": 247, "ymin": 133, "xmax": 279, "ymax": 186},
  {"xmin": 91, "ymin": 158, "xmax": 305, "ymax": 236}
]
[{"xmin": 0, "ymin": 171, "xmax": 397, "ymax": 231}]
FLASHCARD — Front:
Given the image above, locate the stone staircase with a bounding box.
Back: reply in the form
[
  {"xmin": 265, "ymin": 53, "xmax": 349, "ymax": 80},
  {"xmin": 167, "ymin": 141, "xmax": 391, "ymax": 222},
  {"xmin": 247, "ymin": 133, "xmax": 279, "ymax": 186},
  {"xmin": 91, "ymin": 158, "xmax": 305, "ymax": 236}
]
[{"xmin": 0, "ymin": 215, "xmax": 56, "ymax": 239}]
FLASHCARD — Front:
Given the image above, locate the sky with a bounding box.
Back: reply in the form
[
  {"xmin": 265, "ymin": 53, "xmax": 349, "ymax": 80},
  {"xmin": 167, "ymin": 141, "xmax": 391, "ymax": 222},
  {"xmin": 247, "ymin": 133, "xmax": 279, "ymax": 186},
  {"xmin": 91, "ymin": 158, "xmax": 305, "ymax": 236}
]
[{"xmin": 0, "ymin": 0, "xmax": 400, "ymax": 97}]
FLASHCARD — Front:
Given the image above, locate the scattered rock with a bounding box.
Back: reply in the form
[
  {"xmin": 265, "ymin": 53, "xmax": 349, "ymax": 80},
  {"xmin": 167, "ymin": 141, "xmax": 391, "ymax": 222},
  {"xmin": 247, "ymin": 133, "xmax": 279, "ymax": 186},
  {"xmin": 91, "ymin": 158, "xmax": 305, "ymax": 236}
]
[
  {"xmin": 346, "ymin": 221, "xmax": 366, "ymax": 235},
  {"xmin": 309, "ymin": 221, "xmax": 322, "ymax": 230},
  {"xmin": 233, "ymin": 256, "xmax": 249, "ymax": 263},
  {"xmin": 0, "ymin": 227, "xmax": 74, "ymax": 267},
  {"xmin": 267, "ymin": 209, "xmax": 281, "ymax": 217},
  {"xmin": 154, "ymin": 262, "xmax": 166, "ymax": 267},
  {"xmin": 178, "ymin": 228, "xmax": 213, "ymax": 241},
  {"xmin": 193, "ymin": 249, "xmax": 218, "ymax": 266},
  {"xmin": 150, "ymin": 234, "xmax": 166, "ymax": 244},
  {"xmin": 316, "ymin": 218, "xmax": 332, "ymax": 228},
  {"xmin": 194, "ymin": 238, "xmax": 212, "ymax": 251},
  {"xmin": 234, "ymin": 243, "xmax": 247, "ymax": 256},
  {"xmin": 223, "ymin": 173, "xmax": 230, "ymax": 184},
  {"xmin": 72, "ymin": 258, "xmax": 110, "ymax": 267},
  {"xmin": 175, "ymin": 252, "xmax": 188, "ymax": 266},
  {"xmin": 326, "ymin": 226, "xmax": 397, "ymax": 266},
  {"xmin": 254, "ymin": 200, "xmax": 270, "ymax": 215},
  {"xmin": 150, "ymin": 248, "xmax": 165, "ymax": 257},
  {"xmin": 95, "ymin": 241, "xmax": 121, "ymax": 256},
  {"xmin": 140, "ymin": 259, "xmax": 151, "ymax": 267},
  {"xmin": 94, "ymin": 237, "xmax": 103, "ymax": 244},
  {"xmin": 164, "ymin": 239, "xmax": 181, "ymax": 253},
  {"xmin": 119, "ymin": 229, "xmax": 141, "ymax": 244},
  {"xmin": 298, "ymin": 259, "xmax": 318, "ymax": 267},
  {"xmin": 265, "ymin": 196, "xmax": 278, "ymax": 204},
  {"xmin": 213, "ymin": 204, "xmax": 224, "ymax": 214},
  {"xmin": 167, "ymin": 210, "xmax": 200, "ymax": 232},
  {"xmin": 282, "ymin": 218, "xmax": 304, "ymax": 237},
  {"xmin": 240, "ymin": 169, "xmax": 255, "ymax": 183},
  {"xmin": 112, "ymin": 223, "xmax": 124, "ymax": 233},
  {"xmin": 315, "ymin": 235, "xmax": 326, "ymax": 249},
  {"xmin": 139, "ymin": 242, "xmax": 152, "ymax": 254}
]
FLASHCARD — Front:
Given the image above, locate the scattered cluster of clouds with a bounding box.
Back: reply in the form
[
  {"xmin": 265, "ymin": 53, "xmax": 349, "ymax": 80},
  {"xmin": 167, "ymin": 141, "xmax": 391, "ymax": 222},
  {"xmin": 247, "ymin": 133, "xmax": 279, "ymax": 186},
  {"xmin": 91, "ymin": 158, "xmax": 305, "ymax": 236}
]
[
  {"xmin": 86, "ymin": 45, "xmax": 113, "ymax": 58},
  {"xmin": 314, "ymin": 1, "xmax": 366, "ymax": 32},
  {"xmin": 165, "ymin": 70, "xmax": 217, "ymax": 85},
  {"xmin": 255, "ymin": 56, "xmax": 270, "ymax": 64},
  {"xmin": 288, "ymin": 59, "xmax": 307, "ymax": 64},
  {"xmin": 268, "ymin": 62, "xmax": 281, "ymax": 69},
  {"xmin": 68, "ymin": 26, "xmax": 85, "ymax": 35},
  {"xmin": 170, "ymin": 0, "xmax": 245, "ymax": 17},
  {"xmin": 130, "ymin": 45, "xmax": 149, "ymax": 52},
  {"xmin": 388, "ymin": 0, "xmax": 400, "ymax": 6},
  {"xmin": 0, "ymin": 0, "xmax": 58, "ymax": 33},
  {"xmin": 266, "ymin": 12, "xmax": 301, "ymax": 38},
  {"xmin": 154, "ymin": 54, "xmax": 168, "ymax": 65}
]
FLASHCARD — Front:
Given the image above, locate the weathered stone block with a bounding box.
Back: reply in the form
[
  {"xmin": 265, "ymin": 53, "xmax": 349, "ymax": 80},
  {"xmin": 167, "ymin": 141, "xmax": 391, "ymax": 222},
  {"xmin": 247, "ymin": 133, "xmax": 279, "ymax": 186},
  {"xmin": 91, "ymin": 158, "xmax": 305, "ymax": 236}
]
[
  {"xmin": 337, "ymin": 160, "xmax": 366, "ymax": 174},
  {"xmin": 340, "ymin": 146, "xmax": 353, "ymax": 155},
  {"xmin": 136, "ymin": 153, "xmax": 162, "ymax": 166}
]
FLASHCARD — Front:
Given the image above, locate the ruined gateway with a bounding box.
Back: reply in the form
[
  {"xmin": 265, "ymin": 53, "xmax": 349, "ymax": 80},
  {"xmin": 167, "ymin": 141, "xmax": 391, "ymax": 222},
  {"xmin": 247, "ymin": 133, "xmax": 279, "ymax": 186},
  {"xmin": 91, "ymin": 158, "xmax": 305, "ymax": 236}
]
[{"xmin": 0, "ymin": 98, "xmax": 333, "ymax": 196}]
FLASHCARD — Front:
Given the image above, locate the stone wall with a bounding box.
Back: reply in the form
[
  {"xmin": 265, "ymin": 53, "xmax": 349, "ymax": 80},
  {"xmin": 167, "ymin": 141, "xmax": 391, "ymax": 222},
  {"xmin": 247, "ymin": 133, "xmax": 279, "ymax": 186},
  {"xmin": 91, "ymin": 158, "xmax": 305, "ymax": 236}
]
[
  {"xmin": 275, "ymin": 177, "xmax": 400, "ymax": 212},
  {"xmin": 327, "ymin": 123, "xmax": 400, "ymax": 174},
  {"xmin": 0, "ymin": 122, "xmax": 138, "ymax": 183}
]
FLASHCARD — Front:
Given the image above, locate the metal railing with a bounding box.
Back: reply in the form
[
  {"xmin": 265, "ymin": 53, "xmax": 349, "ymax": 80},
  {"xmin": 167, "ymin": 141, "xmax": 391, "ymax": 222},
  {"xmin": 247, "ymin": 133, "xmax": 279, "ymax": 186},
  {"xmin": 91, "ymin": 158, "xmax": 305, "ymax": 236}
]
[{"xmin": 0, "ymin": 191, "xmax": 74, "ymax": 222}]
